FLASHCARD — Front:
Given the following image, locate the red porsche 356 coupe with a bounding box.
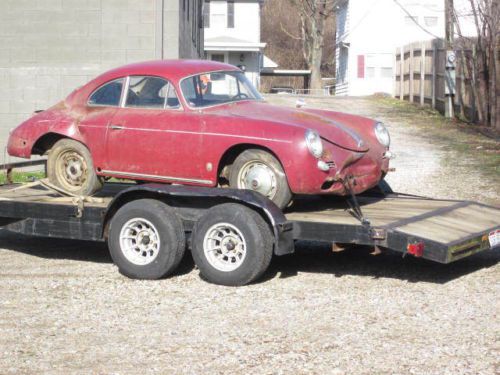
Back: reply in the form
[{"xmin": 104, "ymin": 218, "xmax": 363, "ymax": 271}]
[{"xmin": 7, "ymin": 60, "xmax": 391, "ymax": 208}]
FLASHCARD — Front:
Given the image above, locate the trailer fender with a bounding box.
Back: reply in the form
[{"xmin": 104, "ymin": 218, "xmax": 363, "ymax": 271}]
[{"xmin": 102, "ymin": 184, "xmax": 295, "ymax": 256}]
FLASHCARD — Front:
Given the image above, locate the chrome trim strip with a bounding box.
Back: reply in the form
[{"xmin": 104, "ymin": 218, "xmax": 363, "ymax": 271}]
[
  {"xmin": 102, "ymin": 126, "xmax": 291, "ymax": 144},
  {"xmin": 120, "ymin": 76, "xmax": 131, "ymax": 108},
  {"xmin": 100, "ymin": 170, "xmax": 213, "ymax": 185}
]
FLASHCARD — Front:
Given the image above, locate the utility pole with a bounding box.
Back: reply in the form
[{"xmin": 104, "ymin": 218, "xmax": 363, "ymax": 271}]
[{"xmin": 444, "ymin": 0, "xmax": 455, "ymax": 118}]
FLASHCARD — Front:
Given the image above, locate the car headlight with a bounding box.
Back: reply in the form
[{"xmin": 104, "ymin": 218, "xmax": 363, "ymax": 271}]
[
  {"xmin": 374, "ymin": 122, "xmax": 390, "ymax": 147},
  {"xmin": 305, "ymin": 129, "xmax": 323, "ymax": 158}
]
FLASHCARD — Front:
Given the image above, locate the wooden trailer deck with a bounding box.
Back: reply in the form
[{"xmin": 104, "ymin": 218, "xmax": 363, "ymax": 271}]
[{"xmin": 0, "ymin": 182, "xmax": 498, "ymax": 264}]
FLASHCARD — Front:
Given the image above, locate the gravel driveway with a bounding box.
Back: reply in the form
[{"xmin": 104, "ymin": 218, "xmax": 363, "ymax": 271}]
[{"xmin": 1, "ymin": 96, "xmax": 498, "ymax": 374}]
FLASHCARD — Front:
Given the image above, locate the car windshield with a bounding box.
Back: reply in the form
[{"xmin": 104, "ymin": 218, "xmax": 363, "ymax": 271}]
[{"xmin": 180, "ymin": 71, "xmax": 263, "ymax": 108}]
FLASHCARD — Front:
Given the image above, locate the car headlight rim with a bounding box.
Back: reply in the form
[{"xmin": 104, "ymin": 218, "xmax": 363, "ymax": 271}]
[
  {"xmin": 374, "ymin": 122, "xmax": 390, "ymax": 148},
  {"xmin": 305, "ymin": 129, "xmax": 324, "ymax": 158}
]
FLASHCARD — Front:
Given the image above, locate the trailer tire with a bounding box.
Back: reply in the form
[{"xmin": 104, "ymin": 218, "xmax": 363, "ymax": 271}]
[
  {"xmin": 191, "ymin": 203, "xmax": 273, "ymax": 286},
  {"xmin": 47, "ymin": 139, "xmax": 102, "ymax": 195},
  {"xmin": 108, "ymin": 199, "xmax": 185, "ymax": 280}
]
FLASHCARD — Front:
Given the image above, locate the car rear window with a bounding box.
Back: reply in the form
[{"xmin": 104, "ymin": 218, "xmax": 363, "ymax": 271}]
[{"xmin": 88, "ymin": 78, "xmax": 124, "ymax": 107}]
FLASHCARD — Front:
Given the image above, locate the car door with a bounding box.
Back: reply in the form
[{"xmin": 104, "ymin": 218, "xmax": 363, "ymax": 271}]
[
  {"xmin": 78, "ymin": 78, "xmax": 124, "ymax": 170},
  {"xmin": 104, "ymin": 76, "xmax": 210, "ymax": 185}
]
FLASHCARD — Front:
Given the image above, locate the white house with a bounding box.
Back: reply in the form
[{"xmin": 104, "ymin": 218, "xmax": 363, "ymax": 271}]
[
  {"xmin": 335, "ymin": 0, "xmax": 477, "ymax": 96},
  {"xmin": 203, "ymin": 0, "xmax": 266, "ymax": 88}
]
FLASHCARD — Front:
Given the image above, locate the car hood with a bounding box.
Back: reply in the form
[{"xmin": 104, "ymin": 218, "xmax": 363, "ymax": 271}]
[{"xmin": 213, "ymin": 101, "xmax": 370, "ymax": 152}]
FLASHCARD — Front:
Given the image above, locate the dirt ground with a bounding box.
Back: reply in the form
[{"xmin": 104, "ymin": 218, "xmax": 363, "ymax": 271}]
[{"xmin": 0, "ymin": 96, "xmax": 499, "ymax": 374}]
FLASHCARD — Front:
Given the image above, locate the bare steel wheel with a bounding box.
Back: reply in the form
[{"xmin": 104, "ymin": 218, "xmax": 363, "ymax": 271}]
[
  {"xmin": 119, "ymin": 218, "xmax": 161, "ymax": 266},
  {"xmin": 203, "ymin": 223, "xmax": 247, "ymax": 272},
  {"xmin": 47, "ymin": 139, "xmax": 102, "ymax": 195},
  {"xmin": 229, "ymin": 149, "xmax": 292, "ymax": 209},
  {"xmin": 55, "ymin": 150, "xmax": 88, "ymax": 190}
]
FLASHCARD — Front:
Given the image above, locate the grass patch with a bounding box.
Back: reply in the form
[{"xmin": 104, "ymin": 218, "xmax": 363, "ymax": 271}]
[
  {"xmin": 0, "ymin": 171, "xmax": 46, "ymax": 185},
  {"xmin": 372, "ymin": 96, "xmax": 500, "ymax": 182}
]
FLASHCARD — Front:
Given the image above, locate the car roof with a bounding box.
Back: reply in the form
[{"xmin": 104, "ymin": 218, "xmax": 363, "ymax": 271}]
[{"xmin": 100, "ymin": 59, "xmax": 240, "ymax": 82}]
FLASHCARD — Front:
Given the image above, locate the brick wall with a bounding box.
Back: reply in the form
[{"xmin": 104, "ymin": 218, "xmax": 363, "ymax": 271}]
[{"xmin": 0, "ymin": 0, "xmax": 202, "ymax": 160}]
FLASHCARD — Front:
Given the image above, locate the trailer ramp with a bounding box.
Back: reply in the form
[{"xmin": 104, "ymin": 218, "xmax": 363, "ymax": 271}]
[{"xmin": 287, "ymin": 194, "xmax": 499, "ymax": 263}]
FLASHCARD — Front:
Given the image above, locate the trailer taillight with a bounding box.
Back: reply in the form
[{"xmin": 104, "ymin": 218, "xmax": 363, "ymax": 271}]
[{"xmin": 407, "ymin": 242, "xmax": 424, "ymax": 257}]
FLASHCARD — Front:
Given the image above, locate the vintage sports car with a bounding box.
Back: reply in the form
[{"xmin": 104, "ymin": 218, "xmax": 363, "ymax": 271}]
[{"xmin": 7, "ymin": 60, "xmax": 391, "ymax": 209}]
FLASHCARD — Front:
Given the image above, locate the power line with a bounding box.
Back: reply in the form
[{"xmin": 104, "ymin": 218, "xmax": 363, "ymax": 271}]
[
  {"xmin": 337, "ymin": 0, "xmax": 383, "ymax": 43},
  {"xmin": 393, "ymin": 0, "xmax": 443, "ymax": 40}
]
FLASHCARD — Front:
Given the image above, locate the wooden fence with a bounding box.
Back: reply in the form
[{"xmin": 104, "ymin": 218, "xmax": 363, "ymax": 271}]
[{"xmin": 394, "ymin": 39, "xmax": 476, "ymax": 120}]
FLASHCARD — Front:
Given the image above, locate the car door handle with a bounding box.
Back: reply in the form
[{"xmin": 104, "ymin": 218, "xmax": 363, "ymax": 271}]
[{"xmin": 110, "ymin": 124, "xmax": 124, "ymax": 130}]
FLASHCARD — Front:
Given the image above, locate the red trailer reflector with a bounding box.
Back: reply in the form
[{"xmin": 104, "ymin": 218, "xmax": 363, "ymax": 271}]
[{"xmin": 407, "ymin": 242, "xmax": 425, "ymax": 257}]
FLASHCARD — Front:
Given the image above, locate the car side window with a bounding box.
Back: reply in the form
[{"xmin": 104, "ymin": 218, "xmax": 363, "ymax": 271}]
[
  {"xmin": 180, "ymin": 77, "xmax": 198, "ymax": 106},
  {"xmin": 88, "ymin": 78, "xmax": 124, "ymax": 107},
  {"xmin": 125, "ymin": 76, "xmax": 180, "ymax": 109}
]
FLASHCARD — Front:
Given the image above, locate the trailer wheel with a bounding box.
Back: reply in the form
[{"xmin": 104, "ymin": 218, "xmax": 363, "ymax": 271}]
[
  {"xmin": 191, "ymin": 203, "xmax": 273, "ymax": 286},
  {"xmin": 108, "ymin": 199, "xmax": 185, "ymax": 279}
]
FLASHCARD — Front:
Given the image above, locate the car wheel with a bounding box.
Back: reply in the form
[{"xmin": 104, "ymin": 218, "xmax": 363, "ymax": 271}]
[
  {"xmin": 191, "ymin": 203, "xmax": 274, "ymax": 286},
  {"xmin": 108, "ymin": 199, "xmax": 186, "ymax": 279},
  {"xmin": 229, "ymin": 149, "xmax": 292, "ymax": 209},
  {"xmin": 47, "ymin": 139, "xmax": 103, "ymax": 195}
]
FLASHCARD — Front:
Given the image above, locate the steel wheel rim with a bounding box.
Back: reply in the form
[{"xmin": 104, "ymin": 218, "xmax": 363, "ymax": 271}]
[
  {"xmin": 119, "ymin": 218, "xmax": 161, "ymax": 266},
  {"xmin": 55, "ymin": 150, "xmax": 88, "ymax": 191},
  {"xmin": 203, "ymin": 223, "xmax": 247, "ymax": 272},
  {"xmin": 237, "ymin": 160, "xmax": 278, "ymax": 199}
]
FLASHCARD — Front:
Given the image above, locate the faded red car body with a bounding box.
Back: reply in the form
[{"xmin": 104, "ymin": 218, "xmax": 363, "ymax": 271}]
[{"xmin": 8, "ymin": 60, "xmax": 390, "ymax": 195}]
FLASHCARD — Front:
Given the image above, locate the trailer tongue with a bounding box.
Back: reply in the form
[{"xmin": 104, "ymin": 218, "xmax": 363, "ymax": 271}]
[{"xmin": 0, "ymin": 168, "xmax": 498, "ymax": 285}]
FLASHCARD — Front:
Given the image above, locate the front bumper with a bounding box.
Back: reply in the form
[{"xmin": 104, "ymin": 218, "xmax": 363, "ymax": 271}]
[{"xmin": 285, "ymin": 143, "xmax": 390, "ymax": 195}]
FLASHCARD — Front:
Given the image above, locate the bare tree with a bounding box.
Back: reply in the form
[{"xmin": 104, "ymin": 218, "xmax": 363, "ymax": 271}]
[
  {"xmin": 261, "ymin": 0, "xmax": 336, "ymax": 92},
  {"xmin": 453, "ymin": 0, "xmax": 499, "ymax": 130},
  {"xmin": 286, "ymin": 0, "xmax": 341, "ymax": 90}
]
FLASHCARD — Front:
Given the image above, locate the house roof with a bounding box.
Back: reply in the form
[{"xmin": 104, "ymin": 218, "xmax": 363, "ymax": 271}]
[{"xmin": 263, "ymin": 55, "xmax": 278, "ymax": 68}]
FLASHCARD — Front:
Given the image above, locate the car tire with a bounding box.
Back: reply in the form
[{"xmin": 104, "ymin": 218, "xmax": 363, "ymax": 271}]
[
  {"xmin": 108, "ymin": 199, "xmax": 186, "ymax": 280},
  {"xmin": 47, "ymin": 138, "xmax": 103, "ymax": 195},
  {"xmin": 191, "ymin": 203, "xmax": 274, "ymax": 286},
  {"xmin": 229, "ymin": 149, "xmax": 292, "ymax": 209}
]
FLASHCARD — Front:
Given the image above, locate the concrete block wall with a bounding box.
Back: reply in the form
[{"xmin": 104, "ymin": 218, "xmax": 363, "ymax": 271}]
[{"xmin": 0, "ymin": 0, "xmax": 202, "ymax": 160}]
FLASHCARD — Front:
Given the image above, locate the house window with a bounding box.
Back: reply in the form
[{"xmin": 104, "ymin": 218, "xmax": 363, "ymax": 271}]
[
  {"xmin": 210, "ymin": 53, "xmax": 225, "ymax": 63},
  {"xmin": 366, "ymin": 67, "xmax": 376, "ymax": 78},
  {"xmin": 424, "ymin": 16, "xmax": 438, "ymax": 27},
  {"xmin": 404, "ymin": 15, "xmax": 418, "ymax": 25},
  {"xmin": 227, "ymin": 0, "xmax": 234, "ymax": 28},
  {"xmin": 192, "ymin": 0, "xmax": 197, "ymax": 42},
  {"xmin": 380, "ymin": 67, "xmax": 393, "ymax": 78},
  {"xmin": 210, "ymin": 1, "xmax": 227, "ymax": 29},
  {"xmin": 203, "ymin": 0, "xmax": 210, "ymax": 28}
]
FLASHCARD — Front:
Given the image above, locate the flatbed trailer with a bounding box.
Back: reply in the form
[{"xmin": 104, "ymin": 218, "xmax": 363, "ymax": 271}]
[{"xmin": 0, "ymin": 165, "xmax": 498, "ymax": 285}]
